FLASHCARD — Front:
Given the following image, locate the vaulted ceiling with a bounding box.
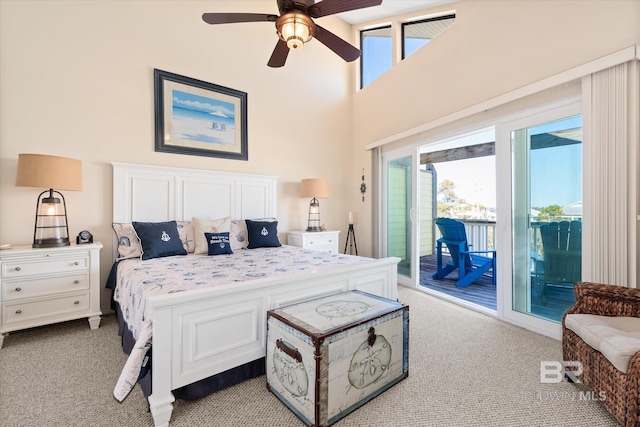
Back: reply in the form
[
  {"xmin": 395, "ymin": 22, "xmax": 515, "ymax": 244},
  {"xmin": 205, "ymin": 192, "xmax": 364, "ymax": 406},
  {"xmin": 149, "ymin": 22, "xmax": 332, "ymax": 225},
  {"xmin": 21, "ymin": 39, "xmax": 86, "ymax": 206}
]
[{"xmin": 336, "ymin": 0, "xmax": 456, "ymax": 24}]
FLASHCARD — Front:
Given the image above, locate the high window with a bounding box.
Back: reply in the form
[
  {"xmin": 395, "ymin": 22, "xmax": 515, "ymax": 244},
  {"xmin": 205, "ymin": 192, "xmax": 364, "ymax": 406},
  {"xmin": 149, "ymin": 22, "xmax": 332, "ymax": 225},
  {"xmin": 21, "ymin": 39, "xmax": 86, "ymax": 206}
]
[
  {"xmin": 402, "ymin": 14, "xmax": 455, "ymax": 59},
  {"xmin": 360, "ymin": 25, "xmax": 391, "ymax": 89},
  {"xmin": 359, "ymin": 14, "xmax": 455, "ymax": 89}
]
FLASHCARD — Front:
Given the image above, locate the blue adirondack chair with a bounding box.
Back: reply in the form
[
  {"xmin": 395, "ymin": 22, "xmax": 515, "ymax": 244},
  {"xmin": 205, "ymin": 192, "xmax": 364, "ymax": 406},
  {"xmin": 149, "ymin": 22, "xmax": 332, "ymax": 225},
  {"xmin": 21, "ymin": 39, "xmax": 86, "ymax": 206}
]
[{"xmin": 431, "ymin": 218, "xmax": 496, "ymax": 288}]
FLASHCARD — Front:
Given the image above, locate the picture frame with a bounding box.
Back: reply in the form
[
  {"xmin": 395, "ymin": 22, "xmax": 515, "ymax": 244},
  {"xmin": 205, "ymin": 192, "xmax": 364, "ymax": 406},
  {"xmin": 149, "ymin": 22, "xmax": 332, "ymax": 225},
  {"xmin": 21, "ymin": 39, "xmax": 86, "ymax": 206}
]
[{"xmin": 154, "ymin": 69, "xmax": 248, "ymax": 161}]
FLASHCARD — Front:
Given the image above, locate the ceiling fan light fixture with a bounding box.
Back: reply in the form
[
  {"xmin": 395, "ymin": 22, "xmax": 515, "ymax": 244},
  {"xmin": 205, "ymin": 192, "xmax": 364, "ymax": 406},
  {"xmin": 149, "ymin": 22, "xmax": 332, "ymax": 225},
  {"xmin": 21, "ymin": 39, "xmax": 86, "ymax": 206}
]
[{"xmin": 276, "ymin": 12, "xmax": 315, "ymax": 50}]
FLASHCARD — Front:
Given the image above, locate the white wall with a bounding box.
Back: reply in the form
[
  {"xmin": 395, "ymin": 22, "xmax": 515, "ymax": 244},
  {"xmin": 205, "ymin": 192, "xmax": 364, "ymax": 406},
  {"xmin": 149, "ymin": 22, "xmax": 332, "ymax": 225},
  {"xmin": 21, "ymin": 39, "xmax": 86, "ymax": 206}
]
[
  {"xmin": 0, "ymin": 0, "xmax": 357, "ymax": 311},
  {"xmin": 349, "ymin": 0, "xmax": 640, "ymax": 256}
]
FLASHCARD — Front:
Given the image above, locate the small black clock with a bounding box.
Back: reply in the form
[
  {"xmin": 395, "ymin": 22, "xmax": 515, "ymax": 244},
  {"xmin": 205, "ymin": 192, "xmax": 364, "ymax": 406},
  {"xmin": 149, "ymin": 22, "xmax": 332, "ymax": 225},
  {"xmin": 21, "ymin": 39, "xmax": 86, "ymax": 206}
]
[{"xmin": 76, "ymin": 230, "xmax": 93, "ymax": 244}]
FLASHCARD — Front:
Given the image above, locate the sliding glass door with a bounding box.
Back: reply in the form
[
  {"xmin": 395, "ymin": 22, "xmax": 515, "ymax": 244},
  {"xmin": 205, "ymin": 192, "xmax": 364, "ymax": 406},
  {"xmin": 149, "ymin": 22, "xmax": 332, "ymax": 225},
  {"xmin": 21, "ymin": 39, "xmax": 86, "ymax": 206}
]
[
  {"xmin": 383, "ymin": 149, "xmax": 418, "ymax": 287},
  {"xmin": 499, "ymin": 99, "xmax": 582, "ymax": 331},
  {"xmin": 512, "ymin": 115, "xmax": 582, "ymax": 322}
]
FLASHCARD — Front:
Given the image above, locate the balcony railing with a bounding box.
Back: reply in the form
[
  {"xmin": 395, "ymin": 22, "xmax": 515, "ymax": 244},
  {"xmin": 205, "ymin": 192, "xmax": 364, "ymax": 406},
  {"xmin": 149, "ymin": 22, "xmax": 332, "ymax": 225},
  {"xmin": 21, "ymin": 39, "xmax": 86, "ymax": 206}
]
[
  {"xmin": 435, "ymin": 220, "xmax": 496, "ymax": 254},
  {"xmin": 434, "ymin": 219, "xmax": 581, "ymax": 257}
]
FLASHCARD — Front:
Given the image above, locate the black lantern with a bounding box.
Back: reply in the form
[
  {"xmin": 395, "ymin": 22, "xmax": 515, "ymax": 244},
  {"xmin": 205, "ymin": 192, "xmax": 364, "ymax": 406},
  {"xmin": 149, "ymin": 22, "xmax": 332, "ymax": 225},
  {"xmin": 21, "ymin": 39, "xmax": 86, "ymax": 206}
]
[{"xmin": 33, "ymin": 189, "xmax": 70, "ymax": 247}]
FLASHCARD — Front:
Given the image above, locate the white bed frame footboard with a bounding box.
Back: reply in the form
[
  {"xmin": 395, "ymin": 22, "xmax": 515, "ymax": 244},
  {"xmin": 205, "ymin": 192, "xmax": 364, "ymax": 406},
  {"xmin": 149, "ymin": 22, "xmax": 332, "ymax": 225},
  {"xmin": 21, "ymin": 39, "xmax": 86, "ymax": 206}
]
[
  {"xmin": 147, "ymin": 259, "xmax": 398, "ymax": 427},
  {"xmin": 112, "ymin": 163, "xmax": 399, "ymax": 427}
]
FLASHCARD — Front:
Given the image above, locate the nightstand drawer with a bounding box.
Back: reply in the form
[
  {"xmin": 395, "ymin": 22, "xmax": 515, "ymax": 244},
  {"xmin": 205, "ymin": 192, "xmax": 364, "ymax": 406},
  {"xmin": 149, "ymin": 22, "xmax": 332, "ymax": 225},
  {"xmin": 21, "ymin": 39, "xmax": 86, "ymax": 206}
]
[
  {"xmin": 1, "ymin": 254, "xmax": 88, "ymax": 279},
  {"xmin": 2, "ymin": 273, "xmax": 89, "ymax": 301},
  {"xmin": 3, "ymin": 292, "xmax": 90, "ymax": 325},
  {"xmin": 312, "ymin": 244, "xmax": 338, "ymax": 253},
  {"xmin": 306, "ymin": 233, "xmax": 336, "ymax": 247}
]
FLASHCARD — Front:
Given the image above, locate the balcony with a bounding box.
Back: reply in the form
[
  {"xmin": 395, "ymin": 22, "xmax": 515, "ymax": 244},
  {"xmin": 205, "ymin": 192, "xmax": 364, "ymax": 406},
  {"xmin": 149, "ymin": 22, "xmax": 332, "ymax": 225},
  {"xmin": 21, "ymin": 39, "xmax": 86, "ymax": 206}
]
[{"xmin": 419, "ymin": 219, "xmax": 576, "ymax": 322}]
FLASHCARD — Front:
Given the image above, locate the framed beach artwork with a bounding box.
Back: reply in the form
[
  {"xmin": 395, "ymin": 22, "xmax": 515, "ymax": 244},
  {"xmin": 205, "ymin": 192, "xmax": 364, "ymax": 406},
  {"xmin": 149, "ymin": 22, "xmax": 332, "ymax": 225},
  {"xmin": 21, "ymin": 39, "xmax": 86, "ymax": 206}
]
[{"xmin": 154, "ymin": 69, "xmax": 248, "ymax": 160}]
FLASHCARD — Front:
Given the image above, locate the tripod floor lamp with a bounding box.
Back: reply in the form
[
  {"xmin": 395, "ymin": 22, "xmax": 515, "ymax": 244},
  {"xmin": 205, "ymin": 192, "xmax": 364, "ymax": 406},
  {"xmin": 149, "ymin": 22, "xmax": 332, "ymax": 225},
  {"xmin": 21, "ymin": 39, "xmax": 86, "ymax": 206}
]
[{"xmin": 344, "ymin": 212, "xmax": 358, "ymax": 255}]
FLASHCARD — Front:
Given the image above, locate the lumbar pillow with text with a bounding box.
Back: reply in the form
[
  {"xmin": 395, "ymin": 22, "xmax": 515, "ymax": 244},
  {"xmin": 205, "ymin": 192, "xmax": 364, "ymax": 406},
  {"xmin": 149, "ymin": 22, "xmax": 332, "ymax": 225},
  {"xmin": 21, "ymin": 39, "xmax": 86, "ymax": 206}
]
[
  {"xmin": 132, "ymin": 221, "xmax": 188, "ymax": 260},
  {"xmin": 205, "ymin": 232, "xmax": 233, "ymax": 256},
  {"xmin": 246, "ymin": 219, "xmax": 281, "ymax": 249}
]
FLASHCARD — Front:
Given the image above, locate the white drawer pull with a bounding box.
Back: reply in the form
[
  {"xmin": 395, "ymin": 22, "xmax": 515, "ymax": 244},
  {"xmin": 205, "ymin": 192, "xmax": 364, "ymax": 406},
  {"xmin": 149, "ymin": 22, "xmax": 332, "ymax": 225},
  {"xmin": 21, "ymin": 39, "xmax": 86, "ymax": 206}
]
[
  {"xmin": 74, "ymin": 300, "xmax": 80, "ymax": 305},
  {"xmin": 15, "ymin": 266, "xmax": 21, "ymax": 272},
  {"xmin": 73, "ymin": 280, "xmax": 80, "ymax": 284},
  {"xmin": 15, "ymin": 309, "xmax": 22, "ymax": 314},
  {"xmin": 15, "ymin": 287, "xmax": 21, "ymax": 292}
]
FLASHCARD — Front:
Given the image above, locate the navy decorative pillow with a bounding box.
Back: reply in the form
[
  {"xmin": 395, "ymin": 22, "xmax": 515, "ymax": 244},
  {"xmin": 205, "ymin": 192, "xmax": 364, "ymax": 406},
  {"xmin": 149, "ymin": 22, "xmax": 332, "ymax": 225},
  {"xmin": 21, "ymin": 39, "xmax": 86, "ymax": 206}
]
[
  {"xmin": 246, "ymin": 219, "xmax": 281, "ymax": 249},
  {"xmin": 132, "ymin": 221, "xmax": 188, "ymax": 260},
  {"xmin": 205, "ymin": 232, "xmax": 233, "ymax": 255}
]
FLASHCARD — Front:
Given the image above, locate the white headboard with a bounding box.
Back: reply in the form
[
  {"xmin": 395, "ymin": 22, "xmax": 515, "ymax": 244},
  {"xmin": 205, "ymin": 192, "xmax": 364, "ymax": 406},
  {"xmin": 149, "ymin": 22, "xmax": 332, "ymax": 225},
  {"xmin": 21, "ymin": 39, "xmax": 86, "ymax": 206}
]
[{"xmin": 112, "ymin": 162, "xmax": 277, "ymax": 223}]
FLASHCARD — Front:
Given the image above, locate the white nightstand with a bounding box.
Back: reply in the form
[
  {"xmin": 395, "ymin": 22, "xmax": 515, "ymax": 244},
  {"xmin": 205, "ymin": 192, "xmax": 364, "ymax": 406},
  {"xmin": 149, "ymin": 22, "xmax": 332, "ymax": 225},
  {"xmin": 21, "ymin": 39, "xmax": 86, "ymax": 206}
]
[
  {"xmin": 287, "ymin": 231, "xmax": 340, "ymax": 253},
  {"xmin": 0, "ymin": 242, "xmax": 103, "ymax": 348}
]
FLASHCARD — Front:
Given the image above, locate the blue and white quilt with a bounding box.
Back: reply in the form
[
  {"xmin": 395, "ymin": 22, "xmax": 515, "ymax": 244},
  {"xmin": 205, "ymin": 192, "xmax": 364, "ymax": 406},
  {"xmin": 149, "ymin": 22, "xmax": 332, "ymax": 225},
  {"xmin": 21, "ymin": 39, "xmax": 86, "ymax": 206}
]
[{"xmin": 113, "ymin": 245, "xmax": 373, "ymax": 401}]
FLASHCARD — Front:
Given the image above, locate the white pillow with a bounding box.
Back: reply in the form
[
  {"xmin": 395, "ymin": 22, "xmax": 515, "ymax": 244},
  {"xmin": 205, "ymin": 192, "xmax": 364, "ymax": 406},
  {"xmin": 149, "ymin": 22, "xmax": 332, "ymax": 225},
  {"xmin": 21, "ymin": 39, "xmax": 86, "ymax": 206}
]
[
  {"xmin": 193, "ymin": 217, "xmax": 231, "ymax": 254},
  {"xmin": 176, "ymin": 221, "xmax": 195, "ymax": 253},
  {"xmin": 112, "ymin": 223, "xmax": 142, "ymax": 260},
  {"xmin": 230, "ymin": 220, "xmax": 248, "ymax": 251}
]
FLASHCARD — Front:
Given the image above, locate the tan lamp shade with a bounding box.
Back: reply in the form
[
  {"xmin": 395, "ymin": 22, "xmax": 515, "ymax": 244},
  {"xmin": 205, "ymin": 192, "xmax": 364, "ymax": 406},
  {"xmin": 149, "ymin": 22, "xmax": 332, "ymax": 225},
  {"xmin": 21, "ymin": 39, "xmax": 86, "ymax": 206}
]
[
  {"xmin": 16, "ymin": 154, "xmax": 83, "ymax": 191},
  {"xmin": 300, "ymin": 178, "xmax": 330, "ymax": 198}
]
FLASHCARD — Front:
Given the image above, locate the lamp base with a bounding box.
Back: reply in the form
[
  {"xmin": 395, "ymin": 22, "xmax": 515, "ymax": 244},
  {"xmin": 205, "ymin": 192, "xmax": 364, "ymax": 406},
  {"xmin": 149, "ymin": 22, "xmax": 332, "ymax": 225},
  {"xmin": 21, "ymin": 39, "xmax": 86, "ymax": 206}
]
[
  {"xmin": 305, "ymin": 226, "xmax": 322, "ymax": 232},
  {"xmin": 33, "ymin": 238, "xmax": 70, "ymax": 248}
]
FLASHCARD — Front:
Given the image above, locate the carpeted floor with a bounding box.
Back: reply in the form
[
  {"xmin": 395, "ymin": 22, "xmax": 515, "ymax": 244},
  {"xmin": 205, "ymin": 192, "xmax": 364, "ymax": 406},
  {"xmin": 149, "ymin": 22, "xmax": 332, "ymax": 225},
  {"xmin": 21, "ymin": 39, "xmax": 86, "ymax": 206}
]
[{"xmin": 0, "ymin": 286, "xmax": 619, "ymax": 426}]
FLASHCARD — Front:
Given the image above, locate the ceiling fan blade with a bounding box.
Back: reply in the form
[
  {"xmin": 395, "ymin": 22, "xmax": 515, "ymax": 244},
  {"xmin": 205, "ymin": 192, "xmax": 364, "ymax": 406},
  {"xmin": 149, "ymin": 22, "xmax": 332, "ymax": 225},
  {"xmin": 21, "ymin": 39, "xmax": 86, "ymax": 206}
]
[
  {"xmin": 309, "ymin": 0, "xmax": 382, "ymax": 18},
  {"xmin": 267, "ymin": 39, "xmax": 290, "ymax": 68},
  {"xmin": 202, "ymin": 13, "xmax": 277, "ymax": 25},
  {"xmin": 314, "ymin": 24, "xmax": 361, "ymax": 62}
]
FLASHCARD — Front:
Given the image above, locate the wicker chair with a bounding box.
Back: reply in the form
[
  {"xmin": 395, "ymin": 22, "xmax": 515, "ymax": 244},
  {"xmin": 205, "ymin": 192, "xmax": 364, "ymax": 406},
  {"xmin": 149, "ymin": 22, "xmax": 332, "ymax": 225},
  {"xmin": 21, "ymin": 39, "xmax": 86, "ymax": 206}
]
[{"xmin": 562, "ymin": 282, "xmax": 640, "ymax": 426}]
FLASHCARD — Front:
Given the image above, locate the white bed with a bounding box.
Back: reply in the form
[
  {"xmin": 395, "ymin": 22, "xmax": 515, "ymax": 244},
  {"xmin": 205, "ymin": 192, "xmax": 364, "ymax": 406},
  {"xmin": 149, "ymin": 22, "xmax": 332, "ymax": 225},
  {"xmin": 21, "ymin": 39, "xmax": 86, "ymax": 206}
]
[{"xmin": 111, "ymin": 162, "xmax": 399, "ymax": 427}]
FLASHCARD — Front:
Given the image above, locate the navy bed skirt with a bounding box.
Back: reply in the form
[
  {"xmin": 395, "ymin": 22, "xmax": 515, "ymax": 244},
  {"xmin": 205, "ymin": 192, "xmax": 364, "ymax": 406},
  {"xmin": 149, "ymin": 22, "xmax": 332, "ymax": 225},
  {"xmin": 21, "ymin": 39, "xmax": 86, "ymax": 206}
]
[{"xmin": 115, "ymin": 303, "xmax": 265, "ymax": 400}]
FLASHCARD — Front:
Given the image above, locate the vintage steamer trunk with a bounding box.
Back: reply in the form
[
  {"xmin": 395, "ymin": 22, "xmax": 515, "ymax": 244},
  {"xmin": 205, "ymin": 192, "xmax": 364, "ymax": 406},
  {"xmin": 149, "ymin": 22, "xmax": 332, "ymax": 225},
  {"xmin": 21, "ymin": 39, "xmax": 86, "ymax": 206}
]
[{"xmin": 266, "ymin": 290, "xmax": 409, "ymax": 426}]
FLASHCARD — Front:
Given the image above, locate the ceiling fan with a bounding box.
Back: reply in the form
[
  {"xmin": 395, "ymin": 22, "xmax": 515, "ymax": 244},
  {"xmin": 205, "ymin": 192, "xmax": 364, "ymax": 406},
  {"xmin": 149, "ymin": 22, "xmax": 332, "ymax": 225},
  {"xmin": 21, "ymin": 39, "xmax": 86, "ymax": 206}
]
[{"xmin": 202, "ymin": 0, "xmax": 383, "ymax": 68}]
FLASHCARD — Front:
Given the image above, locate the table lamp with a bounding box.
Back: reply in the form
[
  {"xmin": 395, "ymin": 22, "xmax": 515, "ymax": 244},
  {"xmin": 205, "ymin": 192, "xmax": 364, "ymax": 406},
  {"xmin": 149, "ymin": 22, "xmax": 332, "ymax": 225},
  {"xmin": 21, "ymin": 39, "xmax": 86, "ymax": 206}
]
[
  {"xmin": 15, "ymin": 154, "xmax": 83, "ymax": 248},
  {"xmin": 300, "ymin": 178, "xmax": 329, "ymax": 232}
]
